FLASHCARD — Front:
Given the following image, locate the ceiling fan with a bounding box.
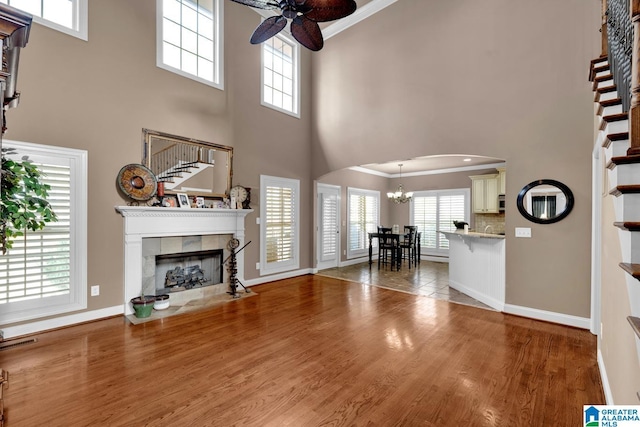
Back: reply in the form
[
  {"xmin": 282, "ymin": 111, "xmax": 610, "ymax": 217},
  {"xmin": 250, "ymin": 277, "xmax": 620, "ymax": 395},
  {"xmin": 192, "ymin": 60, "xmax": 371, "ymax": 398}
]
[{"xmin": 230, "ymin": 0, "xmax": 357, "ymax": 51}]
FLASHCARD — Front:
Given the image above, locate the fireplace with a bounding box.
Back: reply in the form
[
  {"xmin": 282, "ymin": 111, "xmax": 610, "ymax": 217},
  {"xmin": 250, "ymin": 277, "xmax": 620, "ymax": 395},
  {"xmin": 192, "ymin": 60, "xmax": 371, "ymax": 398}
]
[
  {"xmin": 116, "ymin": 206, "xmax": 252, "ymax": 316},
  {"xmin": 155, "ymin": 249, "xmax": 224, "ymax": 293}
]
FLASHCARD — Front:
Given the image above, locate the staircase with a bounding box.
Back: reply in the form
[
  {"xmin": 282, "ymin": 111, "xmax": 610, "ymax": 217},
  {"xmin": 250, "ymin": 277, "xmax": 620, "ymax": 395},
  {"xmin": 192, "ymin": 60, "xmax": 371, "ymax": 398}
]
[{"xmin": 590, "ymin": 55, "xmax": 640, "ymax": 340}]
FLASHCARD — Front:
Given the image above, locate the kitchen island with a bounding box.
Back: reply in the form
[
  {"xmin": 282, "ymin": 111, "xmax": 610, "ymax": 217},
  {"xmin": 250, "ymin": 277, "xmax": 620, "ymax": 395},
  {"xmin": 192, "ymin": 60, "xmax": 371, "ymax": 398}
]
[{"xmin": 439, "ymin": 231, "xmax": 505, "ymax": 311}]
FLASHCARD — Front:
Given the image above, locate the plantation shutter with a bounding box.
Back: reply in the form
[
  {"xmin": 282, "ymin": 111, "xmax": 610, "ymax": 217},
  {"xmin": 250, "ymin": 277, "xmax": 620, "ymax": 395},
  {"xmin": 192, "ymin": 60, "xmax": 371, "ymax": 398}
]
[
  {"xmin": 413, "ymin": 195, "xmax": 437, "ymax": 250},
  {"xmin": 265, "ymin": 185, "xmax": 295, "ymax": 263},
  {"xmin": 438, "ymin": 194, "xmax": 466, "ymax": 249},
  {"xmin": 0, "ymin": 162, "xmax": 71, "ymax": 304},
  {"xmin": 412, "ymin": 189, "xmax": 468, "ymax": 254},
  {"xmin": 347, "ymin": 189, "xmax": 379, "ymax": 257},
  {"xmin": 320, "ymin": 193, "xmax": 338, "ymax": 261}
]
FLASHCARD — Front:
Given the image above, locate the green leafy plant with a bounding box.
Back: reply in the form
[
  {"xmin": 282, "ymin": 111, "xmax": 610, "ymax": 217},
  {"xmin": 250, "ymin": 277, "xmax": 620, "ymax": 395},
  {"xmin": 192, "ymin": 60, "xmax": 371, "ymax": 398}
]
[{"xmin": 1, "ymin": 147, "xmax": 57, "ymax": 254}]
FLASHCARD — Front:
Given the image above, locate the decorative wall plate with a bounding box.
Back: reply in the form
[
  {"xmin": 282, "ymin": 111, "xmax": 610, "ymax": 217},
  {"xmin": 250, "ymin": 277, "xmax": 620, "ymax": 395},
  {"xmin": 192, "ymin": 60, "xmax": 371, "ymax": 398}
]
[
  {"xmin": 228, "ymin": 238, "xmax": 240, "ymax": 249},
  {"xmin": 117, "ymin": 163, "xmax": 157, "ymax": 201}
]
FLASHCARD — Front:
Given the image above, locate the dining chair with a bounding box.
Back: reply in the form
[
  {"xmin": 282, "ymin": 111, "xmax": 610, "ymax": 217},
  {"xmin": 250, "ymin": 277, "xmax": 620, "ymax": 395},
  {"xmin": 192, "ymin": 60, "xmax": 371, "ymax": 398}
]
[
  {"xmin": 400, "ymin": 227, "xmax": 417, "ymax": 269},
  {"xmin": 377, "ymin": 227, "xmax": 396, "ymax": 270}
]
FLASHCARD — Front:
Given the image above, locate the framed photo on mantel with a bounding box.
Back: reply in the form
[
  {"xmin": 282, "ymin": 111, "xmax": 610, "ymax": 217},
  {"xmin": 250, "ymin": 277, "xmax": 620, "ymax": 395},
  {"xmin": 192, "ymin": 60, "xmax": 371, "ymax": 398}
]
[{"xmin": 177, "ymin": 192, "xmax": 191, "ymax": 208}]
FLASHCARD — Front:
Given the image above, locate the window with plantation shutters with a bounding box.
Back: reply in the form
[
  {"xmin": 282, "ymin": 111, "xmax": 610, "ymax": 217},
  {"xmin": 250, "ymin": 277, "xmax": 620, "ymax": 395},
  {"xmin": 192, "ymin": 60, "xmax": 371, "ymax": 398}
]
[
  {"xmin": 347, "ymin": 188, "xmax": 379, "ymax": 258},
  {"xmin": 0, "ymin": 140, "xmax": 87, "ymax": 324},
  {"xmin": 260, "ymin": 175, "xmax": 299, "ymax": 274},
  {"xmin": 411, "ymin": 189, "xmax": 469, "ymax": 256}
]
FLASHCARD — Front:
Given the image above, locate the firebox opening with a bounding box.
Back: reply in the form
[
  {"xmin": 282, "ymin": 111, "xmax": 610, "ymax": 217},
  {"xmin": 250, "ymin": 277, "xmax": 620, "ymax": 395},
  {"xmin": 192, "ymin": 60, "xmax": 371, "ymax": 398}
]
[{"xmin": 155, "ymin": 249, "xmax": 223, "ymax": 294}]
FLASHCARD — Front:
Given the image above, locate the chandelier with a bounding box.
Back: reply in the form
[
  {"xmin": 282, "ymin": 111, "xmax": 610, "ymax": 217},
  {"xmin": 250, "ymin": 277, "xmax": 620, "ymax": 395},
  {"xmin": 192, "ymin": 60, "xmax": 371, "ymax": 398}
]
[{"xmin": 387, "ymin": 164, "xmax": 413, "ymax": 204}]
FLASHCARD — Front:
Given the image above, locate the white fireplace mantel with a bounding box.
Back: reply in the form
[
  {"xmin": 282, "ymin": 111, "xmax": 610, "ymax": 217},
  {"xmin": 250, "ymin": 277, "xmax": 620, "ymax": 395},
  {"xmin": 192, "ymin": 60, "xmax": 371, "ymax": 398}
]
[{"xmin": 116, "ymin": 206, "xmax": 253, "ymax": 315}]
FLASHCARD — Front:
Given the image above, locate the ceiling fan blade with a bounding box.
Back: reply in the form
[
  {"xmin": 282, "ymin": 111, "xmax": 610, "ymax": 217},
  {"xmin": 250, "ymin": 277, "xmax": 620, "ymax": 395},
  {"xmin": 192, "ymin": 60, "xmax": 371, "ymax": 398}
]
[
  {"xmin": 302, "ymin": 0, "xmax": 357, "ymax": 22},
  {"xmin": 290, "ymin": 16, "xmax": 323, "ymax": 51},
  {"xmin": 250, "ymin": 15, "xmax": 287, "ymax": 44},
  {"xmin": 229, "ymin": 0, "xmax": 280, "ymax": 10}
]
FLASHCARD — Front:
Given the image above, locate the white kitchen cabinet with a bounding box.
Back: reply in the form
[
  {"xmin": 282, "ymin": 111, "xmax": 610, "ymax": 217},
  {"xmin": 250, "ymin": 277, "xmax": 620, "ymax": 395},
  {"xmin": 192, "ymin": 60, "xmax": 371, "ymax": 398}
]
[
  {"xmin": 497, "ymin": 167, "xmax": 506, "ymax": 195},
  {"xmin": 470, "ymin": 174, "xmax": 499, "ymax": 213}
]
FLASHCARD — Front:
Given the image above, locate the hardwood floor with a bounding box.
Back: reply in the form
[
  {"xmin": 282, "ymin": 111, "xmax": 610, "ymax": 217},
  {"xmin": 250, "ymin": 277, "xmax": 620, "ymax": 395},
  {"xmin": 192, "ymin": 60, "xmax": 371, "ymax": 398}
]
[{"xmin": 1, "ymin": 275, "xmax": 603, "ymax": 426}]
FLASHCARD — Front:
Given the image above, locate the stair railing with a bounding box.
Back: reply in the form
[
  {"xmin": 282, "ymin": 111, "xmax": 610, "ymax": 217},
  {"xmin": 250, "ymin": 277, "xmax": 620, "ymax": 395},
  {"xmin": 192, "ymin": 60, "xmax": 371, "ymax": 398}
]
[
  {"xmin": 630, "ymin": 1, "xmax": 640, "ymax": 154},
  {"xmin": 606, "ymin": 0, "xmax": 633, "ymax": 114}
]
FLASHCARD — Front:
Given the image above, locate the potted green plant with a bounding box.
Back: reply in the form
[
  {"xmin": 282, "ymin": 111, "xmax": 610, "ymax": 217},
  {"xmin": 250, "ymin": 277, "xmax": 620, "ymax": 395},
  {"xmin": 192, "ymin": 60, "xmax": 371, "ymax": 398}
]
[{"xmin": 0, "ymin": 148, "xmax": 57, "ymax": 254}]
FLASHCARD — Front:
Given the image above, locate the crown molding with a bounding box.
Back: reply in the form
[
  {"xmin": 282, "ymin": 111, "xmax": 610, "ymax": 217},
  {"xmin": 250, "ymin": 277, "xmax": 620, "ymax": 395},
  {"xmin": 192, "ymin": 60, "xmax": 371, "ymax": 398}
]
[{"xmin": 323, "ymin": 0, "xmax": 398, "ymax": 41}]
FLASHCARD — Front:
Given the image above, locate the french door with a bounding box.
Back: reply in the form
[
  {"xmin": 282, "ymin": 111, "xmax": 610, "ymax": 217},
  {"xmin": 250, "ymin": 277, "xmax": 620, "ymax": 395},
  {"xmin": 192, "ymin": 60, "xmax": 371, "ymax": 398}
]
[{"xmin": 317, "ymin": 184, "xmax": 340, "ymax": 270}]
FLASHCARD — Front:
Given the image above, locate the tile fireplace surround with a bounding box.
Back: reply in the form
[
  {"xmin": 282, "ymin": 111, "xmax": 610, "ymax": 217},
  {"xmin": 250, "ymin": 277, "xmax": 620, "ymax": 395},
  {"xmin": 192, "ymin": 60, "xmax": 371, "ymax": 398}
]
[{"xmin": 116, "ymin": 206, "xmax": 252, "ymax": 316}]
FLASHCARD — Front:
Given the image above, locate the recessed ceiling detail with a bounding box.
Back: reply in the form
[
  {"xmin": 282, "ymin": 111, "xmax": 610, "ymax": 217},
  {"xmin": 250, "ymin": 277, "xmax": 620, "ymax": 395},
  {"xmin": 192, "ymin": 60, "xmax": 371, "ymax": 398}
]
[{"xmin": 353, "ymin": 155, "xmax": 506, "ymax": 178}]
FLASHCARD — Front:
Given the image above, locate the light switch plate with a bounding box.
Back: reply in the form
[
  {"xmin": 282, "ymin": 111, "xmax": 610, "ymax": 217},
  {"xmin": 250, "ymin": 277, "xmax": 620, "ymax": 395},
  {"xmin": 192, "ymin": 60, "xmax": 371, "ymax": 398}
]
[
  {"xmin": 90, "ymin": 285, "xmax": 100, "ymax": 296},
  {"xmin": 515, "ymin": 227, "xmax": 531, "ymax": 238}
]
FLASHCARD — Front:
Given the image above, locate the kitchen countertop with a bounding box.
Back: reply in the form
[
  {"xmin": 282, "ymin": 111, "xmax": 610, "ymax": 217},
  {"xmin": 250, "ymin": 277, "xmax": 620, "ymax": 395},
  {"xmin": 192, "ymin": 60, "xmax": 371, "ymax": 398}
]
[{"xmin": 439, "ymin": 230, "xmax": 505, "ymax": 239}]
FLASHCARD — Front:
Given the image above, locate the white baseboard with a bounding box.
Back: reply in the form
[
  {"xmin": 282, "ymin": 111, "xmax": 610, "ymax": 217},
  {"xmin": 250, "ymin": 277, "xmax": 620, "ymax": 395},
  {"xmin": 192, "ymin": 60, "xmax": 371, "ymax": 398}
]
[
  {"xmin": 598, "ymin": 347, "xmax": 615, "ymax": 404},
  {"xmin": 243, "ymin": 268, "xmax": 314, "ymax": 287},
  {"xmin": 449, "ymin": 279, "xmax": 504, "ymax": 311},
  {"xmin": 421, "ymin": 255, "xmax": 449, "ymax": 263},
  {"xmin": 503, "ymin": 303, "xmax": 591, "ymax": 329},
  {"xmin": 339, "ymin": 257, "xmax": 370, "ymax": 268},
  {"xmin": 2, "ymin": 305, "xmax": 123, "ymax": 339}
]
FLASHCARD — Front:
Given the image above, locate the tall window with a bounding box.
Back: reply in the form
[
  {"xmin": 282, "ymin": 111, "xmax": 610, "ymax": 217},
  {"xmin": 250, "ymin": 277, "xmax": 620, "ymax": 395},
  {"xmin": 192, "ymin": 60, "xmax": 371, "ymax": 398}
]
[
  {"xmin": 260, "ymin": 175, "xmax": 300, "ymax": 275},
  {"xmin": 411, "ymin": 189, "xmax": 469, "ymax": 256},
  {"xmin": 0, "ymin": 140, "xmax": 87, "ymax": 324},
  {"xmin": 157, "ymin": 0, "xmax": 223, "ymax": 89},
  {"xmin": 0, "ymin": 0, "xmax": 88, "ymax": 40},
  {"xmin": 347, "ymin": 188, "xmax": 379, "ymax": 258},
  {"xmin": 262, "ymin": 33, "xmax": 299, "ymax": 117}
]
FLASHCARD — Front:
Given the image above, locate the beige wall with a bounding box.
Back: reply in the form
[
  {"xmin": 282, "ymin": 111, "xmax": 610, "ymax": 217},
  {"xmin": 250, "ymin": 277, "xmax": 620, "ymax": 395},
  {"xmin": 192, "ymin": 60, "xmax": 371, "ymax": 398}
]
[
  {"xmin": 311, "ymin": 0, "xmax": 601, "ymax": 318},
  {"xmin": 2, "ymin": 0, "xmax": 313, "ymax": 324}
]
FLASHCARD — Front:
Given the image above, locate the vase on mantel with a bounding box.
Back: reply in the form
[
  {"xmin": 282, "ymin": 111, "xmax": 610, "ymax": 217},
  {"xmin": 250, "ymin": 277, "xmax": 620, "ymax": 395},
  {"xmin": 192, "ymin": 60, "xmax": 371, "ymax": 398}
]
[{"xmin": 130, "ymin": 295, "xmax": 156, "ymax": 318}]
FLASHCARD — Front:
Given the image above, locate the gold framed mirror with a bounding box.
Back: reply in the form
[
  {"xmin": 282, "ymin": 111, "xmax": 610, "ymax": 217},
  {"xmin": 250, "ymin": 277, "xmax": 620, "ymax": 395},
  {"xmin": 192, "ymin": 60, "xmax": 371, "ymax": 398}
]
[{"xmin": 142, "ymin": 129, "xmax": 233, "ymax": 198}]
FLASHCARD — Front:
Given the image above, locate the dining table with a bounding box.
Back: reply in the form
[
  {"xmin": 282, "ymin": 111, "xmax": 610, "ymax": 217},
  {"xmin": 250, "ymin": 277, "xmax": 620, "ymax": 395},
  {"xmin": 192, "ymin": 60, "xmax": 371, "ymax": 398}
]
[{"xmin": 368, "ymin": 231, "xmax": 421, "ymax": 270}]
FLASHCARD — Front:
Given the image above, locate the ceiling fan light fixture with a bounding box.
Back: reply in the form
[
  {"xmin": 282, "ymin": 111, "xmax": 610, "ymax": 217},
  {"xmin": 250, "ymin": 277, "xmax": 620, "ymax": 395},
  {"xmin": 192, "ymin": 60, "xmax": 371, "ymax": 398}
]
[{"xmin": 231, "ymin": 0, "xmax": 357, "ymax": 51}]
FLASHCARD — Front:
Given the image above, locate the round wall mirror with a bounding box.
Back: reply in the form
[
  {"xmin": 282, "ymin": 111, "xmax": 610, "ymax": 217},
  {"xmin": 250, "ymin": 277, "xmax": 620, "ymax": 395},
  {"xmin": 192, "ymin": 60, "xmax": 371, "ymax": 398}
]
[{"xmin": 516, "ymin": 179, "xmax": 574, "ymax": 224}]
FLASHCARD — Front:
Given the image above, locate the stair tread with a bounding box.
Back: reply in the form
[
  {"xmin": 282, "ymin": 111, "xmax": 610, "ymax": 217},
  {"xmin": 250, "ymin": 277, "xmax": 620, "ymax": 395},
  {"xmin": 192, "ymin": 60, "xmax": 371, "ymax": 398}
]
[
  {"xmin": 609, "ymin": 185, "xmax": 640, "ymax": 196},
  {"xmin": 603, "ymin": 132, "xmax": 629, "ymax": 148},
  {"xmin": 620, "ymin": 262, "xmax": 640, "ymax": 278},
  {"xmin": 590, "ymin": 55, "xmax": 608, "ymax": 67},
  {"xmin": 614, "ymin": 222, "xmax": 640, "ymax": 231},
  {"xmin": 608, "ymin": 132, "xmax": 629, "ymax": 141},
  {"xmin": 603, "ymin": 113, "xmax": 628, "ymax": 122},
  {"xmin": 596, "ymin": 84, "xmax": 617, "ymax": 94},
  {"xmin": 594, "ymin": 73, "xmax": 613, "ymax": 82},
  {"xmin": 600, "ymin": 98, "xmax": 622, "ymax": 107},
  {"xmin": 628, "ymin": 316, "xmax": 640, "ymax": 339},
  {"xmin": 593, "ymin": 74, "xmax": 614, "ymax": 90},
  {"xmin": 610, "ymin": 154, "xmax": 640, "ymax": 166}
]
